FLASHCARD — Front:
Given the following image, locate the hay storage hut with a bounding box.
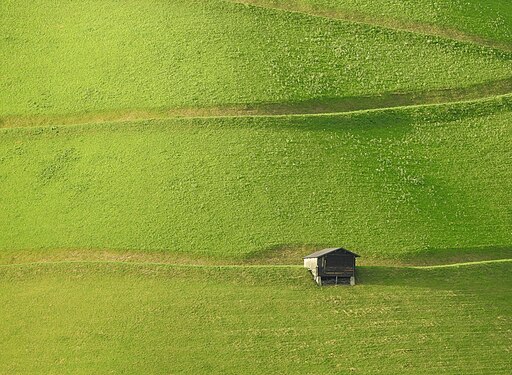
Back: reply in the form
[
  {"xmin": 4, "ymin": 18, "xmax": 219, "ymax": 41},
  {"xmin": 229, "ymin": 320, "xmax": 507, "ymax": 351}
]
[{"xmin": 304, "ymin": 247, "xmax": 360, "ymax": 286}]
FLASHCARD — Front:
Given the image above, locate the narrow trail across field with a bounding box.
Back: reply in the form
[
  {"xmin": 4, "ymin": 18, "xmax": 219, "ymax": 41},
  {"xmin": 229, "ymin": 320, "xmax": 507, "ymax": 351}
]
[
  {"xmin": 227, "ymin": 0, "xmax": 512, "ymax": 52},
  {"xmin": 409, "ymin": 258, "xmax": 512, "ymax": 269},
  {"xmin": 0, "ymin": 258, "xmax": 510, "ymax": 270},
  {"xmin": 2, "ymin": 78, "xmax": 512, "ymax": 129}
]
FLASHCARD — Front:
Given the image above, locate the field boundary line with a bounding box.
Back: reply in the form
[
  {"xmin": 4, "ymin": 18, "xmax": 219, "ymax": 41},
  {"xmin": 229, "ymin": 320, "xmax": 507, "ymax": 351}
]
[
  {"xmin": 227, "ymin": 0, "xmax": 512, "ymax": 52},
  {"xmin": 2, "ymin": 85, "xmax": 512, "ymax": 130},
  {"xmin": 0, "ymin": 258, "xmax": 510, "ymax": 269},
  {"xmin": 0, "ymin": 260, "xmax": 304, "ymax": 269}
]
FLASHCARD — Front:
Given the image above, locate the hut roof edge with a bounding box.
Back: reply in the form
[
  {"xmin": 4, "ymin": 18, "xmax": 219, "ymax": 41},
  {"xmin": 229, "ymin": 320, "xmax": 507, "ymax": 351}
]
[{"xmin": 303, "ymin": 247, "xmax": 360, "ymax": 259}]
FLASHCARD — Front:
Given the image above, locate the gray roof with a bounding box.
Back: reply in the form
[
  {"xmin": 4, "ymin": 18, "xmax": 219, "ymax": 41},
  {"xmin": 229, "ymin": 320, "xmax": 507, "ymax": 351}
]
[{"xmin": 303, "ymin": 247, "xmax": 360, "ymax": 259}]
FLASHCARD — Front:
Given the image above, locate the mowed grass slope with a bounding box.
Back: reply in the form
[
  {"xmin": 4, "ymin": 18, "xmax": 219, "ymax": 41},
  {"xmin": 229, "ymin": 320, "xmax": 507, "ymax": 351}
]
[
  {"xmin": 235, "ymin": 0, "xmax": 512, "ymax": 47},
  {"xmin": 2, "ymin": 0, "xmax": 512, "ymax": 120},
  {"xmin": 1, "ymin": 95, "xmax": 511, "ymax": 263},
  {"xmin": 0, "ymin": 261, "xmax": 510, "ymax": 374}
]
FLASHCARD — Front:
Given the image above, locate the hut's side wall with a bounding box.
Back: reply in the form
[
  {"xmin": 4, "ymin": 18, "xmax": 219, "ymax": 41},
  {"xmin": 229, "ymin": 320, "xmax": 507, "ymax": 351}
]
[{"xmin": 304, "ymin": 258, "xmax": 318, "ymax": 278}]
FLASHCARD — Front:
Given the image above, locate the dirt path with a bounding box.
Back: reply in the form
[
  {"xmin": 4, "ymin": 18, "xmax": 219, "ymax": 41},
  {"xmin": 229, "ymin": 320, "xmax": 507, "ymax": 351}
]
[
  {"xmin": 0, "ymin": 258, "xmax": 510, "ymax": 270},
  {"xmin": 2, "ymin": 77, "xmax": 512, "ymax": 129}
]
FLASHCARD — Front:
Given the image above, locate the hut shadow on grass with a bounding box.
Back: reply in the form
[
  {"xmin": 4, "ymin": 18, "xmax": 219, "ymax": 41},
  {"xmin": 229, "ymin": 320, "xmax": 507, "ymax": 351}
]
[
  {"xmin": 355, "ymin": 259, "xmax": 512, "ymax": 291},
  {"xmin": 356, "ymin": 266, "xmax": 434, "ymax": 288},
  {"xmin": 397, "ymin": 245, "xmax": 512, "ymax": 266}
]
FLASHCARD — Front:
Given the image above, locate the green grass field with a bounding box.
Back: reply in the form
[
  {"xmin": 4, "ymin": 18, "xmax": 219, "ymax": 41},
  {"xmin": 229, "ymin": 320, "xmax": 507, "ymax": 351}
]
[
  {"xmin": 1, "ymin": 95, "xmax": 511, "ymax": 264},
  {"xmin": 1, "ymin": 261, "xmax": 511, "ymax": 374},
  {"xmin": 1, "ymin": 0, "xmax": 511, "ymax": 373},
  {"xmin": 2, "ymin": 0, "xmax": 512, "ymax": 122},
  {"xmin": 235, "ymin": 0, "xmax": 512, "ymax": 47}
]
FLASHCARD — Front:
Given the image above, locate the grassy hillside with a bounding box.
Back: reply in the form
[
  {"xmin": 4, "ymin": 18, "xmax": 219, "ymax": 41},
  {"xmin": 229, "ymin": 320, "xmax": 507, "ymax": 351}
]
[
  {"xmin": 2, "ymin": 0, "xmax": 512, "ymax": 120},
  {"xmin": 1, "ymin": 1, "xmax": 511, "ymax": 373},
  {"xmin": 1, "ymin": 95, "xmax": 511, "ymax": 263},
  {"xmin": 1, "ymin": 260, "xmax": 510, "ymax": 374},
  {"xmin": 236, "ymin": 0, "xmax": 512, "ymax": 47}
]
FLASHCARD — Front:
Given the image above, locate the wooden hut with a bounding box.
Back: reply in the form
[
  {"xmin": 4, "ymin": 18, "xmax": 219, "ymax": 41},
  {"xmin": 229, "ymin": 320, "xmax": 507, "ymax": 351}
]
[{"xmin": 304, "ymin": 247, "xmax": 360, "ymax": 286}]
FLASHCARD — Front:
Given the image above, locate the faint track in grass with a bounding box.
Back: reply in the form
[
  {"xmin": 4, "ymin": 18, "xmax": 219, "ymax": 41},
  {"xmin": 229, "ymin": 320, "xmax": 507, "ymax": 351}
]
[
  {"xmin": 227, "ymin": 0, "xmax": 512, "ymax": 53},
  {"xmin": 0, "ymin": 258, "xmax": 510, "ymax": 270},
  {"xmin": 1, "ymin": 78, "xmax": 512, "ymax": 129},
  {"xmin": 0, "ymin": 260, "xmax": 304, "ymax": 269},
  {"xmin": 409, "ymin": 258, "xmax": 512, "ymax": 269}
]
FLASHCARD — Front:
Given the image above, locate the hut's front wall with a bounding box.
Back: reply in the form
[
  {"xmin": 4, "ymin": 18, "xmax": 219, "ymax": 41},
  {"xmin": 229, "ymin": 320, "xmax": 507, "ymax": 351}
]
[
  {"xmin": 324, "ymin": 254, "xmax": 355, "ymax": 268},
  {"xmin": 319, "ymin": 254, "xmax": 355, "ymax": 278}
]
